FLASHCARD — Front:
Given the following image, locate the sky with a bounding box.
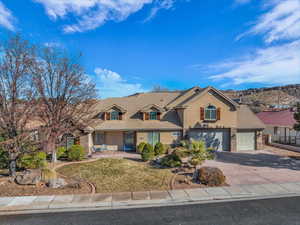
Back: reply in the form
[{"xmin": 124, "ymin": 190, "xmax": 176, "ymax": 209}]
[{"xmin": 0, "ymin": 0, "xmax": 300, "ymax": 98}]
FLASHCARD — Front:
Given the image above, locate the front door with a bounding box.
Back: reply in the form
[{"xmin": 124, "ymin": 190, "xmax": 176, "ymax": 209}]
[
  {"xmin": 124, "ymin": 131, "xmax": 135, "ymax": 151},
  {"xmin": 148, "ymin": 132, "xmax": 160, "ymax": 147}
]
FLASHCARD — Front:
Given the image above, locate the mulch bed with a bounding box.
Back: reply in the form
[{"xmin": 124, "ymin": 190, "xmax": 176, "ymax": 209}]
[{"xmin": 0, "ymin": 177, "xmax": 91, "ymax": 197}]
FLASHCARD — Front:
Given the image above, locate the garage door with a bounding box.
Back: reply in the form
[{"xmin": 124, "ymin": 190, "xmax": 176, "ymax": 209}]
[
  {"xmin": 189, "ymin": 129, "xmax": 230, "ymax": 151},
  {"xmin": 237, "ymin": 131, "xmax": 255, "ymax": 151}
]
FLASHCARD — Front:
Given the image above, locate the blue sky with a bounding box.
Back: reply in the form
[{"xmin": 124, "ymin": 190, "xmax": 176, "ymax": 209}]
[{"xmin": 0, "ymin": 0, "xmax": 300, "ymax": 98}]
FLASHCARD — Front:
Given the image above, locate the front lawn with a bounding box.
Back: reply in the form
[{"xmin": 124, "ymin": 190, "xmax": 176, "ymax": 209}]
[{"xmin": 57, "ymin": 158, "xmax": 173, "ymax": 193}]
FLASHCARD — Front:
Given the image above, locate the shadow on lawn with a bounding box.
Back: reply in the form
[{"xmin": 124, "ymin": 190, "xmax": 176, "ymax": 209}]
[{"xmin": 215, "ymin": 151, "xmax": 300, "ymax": 171}]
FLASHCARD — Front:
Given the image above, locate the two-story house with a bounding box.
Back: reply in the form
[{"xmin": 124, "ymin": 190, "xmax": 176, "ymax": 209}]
[{"xmin": 78, "ymin": 86, "xmax": 265, "ymax": 153}]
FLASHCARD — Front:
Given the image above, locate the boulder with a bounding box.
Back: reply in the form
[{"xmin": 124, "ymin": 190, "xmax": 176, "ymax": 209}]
[
  {"xmin": 15, "ymin": 169, "xmax": 41, "ymax": 185},
  {"xmin": 47, "ymin": 178, "xmax": 67, "ymax": 188},
  {"xmin": 198, "ymin": 167, "xmax": 226, "ymax": 186}
]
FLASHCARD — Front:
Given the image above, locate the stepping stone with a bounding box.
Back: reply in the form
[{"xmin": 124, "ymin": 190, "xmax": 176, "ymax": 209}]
[
  {"xmin": 203, "ymin": 187, "xmax": 231, "ymax": 199},
  {"xmin": 168, "ymin": 190, "xmax": 190, "ymax": 201},
  {"xmin": 0, "ymin": 197, "xmax": 14, "ymax": 207},
  {"xmin": 150, "ymin": 190, "xmax": 171, "ymax": 200},
  {"xmin": 184, "ymin": 188, "xmax": 212, "ymax": 201},
  {"xmin": 112, "ymin": 192, "xmax": 132, "ymax": 202},
  {"xmin": 92, "ymin": 193, "xmax": 112, "ymax": 202},
  {"xmin": 279, "ymin": 183, "xmax": 300, "ymax": 193},
  {"xmin": 132, "ymin": 192, "xmax": 150, "ymax": 200}
]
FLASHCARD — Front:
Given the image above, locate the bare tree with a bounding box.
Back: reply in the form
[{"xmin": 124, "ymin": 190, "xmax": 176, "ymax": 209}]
[
  {"xmin": 33, "ymin": 47, "xmax": 97, "ymax": 163},
  {"xmin": 0, "ymin": 35, "xmax": 38, "ymax": 177}
]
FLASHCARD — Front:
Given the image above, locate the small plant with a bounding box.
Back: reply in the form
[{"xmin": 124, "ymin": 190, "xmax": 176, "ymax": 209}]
[
  {"xmin": 154, "ymin": 142, "xmax": 166, "ymax": 156},
  {"xmin": 161, "ymin": 153, "xmax": 182, "ymax": 168},
  {"xmin": 57, "ymin": 146, "xmax": 67, "ymax": 159},
  {"xmin": 173, "ymin": 147, "xmax": 190, "ymax": 159},
  {"xmin": 0, "ymin": 148, "xmax": 8, "ymax": 169},
  {"xmin": 137, "ymin": 142, "xmax": 147, "ymax": 154},
  {"xmin": 141, "ymin": 144, "xmax": 155, "ymax": 161},
  {"xmin": 18, "ymin": 151, "xmax": 47, "ymax": 169},
  {"xmin": 67, "ymin": 145, "xmax": 85, "ymax": 161}
]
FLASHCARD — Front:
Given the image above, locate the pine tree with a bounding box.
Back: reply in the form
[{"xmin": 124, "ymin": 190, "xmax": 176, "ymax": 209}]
[{"xmin": 294, "ymin": 103, "xmax": 300, "ymax": 131}]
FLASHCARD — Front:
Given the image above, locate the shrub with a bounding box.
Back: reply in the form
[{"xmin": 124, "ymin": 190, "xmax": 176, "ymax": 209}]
[
  {"xmin": 57, "ymin": 146, "xmax": 67, "ymax": 159},
  {"xmin": 141, "ymin": 144, "xmax": 155, "ymax": 161},
  {"xmin": 67, "ymin": 145, "xmax": 85, "ymax": 161},
  {"xmin": 198, "ymin": 167, "xmax": 226, "ymax": 186},
  {"xmin": 0, "ymin": 148, "xmax": 8, "ymax": 169},
  {"xmin": 41, "ymin": 168, "xmax": 57, "ymax": 183},
  {"xmin": 173, "ymin": 147, "xmax": 190, "ymax": 159},
  {"xmin": 154, "ymin": 142, "xmax": 166, "ymax": 156},
  {"xmin": 161, "ymin": 153, "xmax": 182, "ymax": 168},
  {"xmin": 137, "ymin": 142, "xmax": 147, "ymax": 154},
  {"xmin": 191, "ymin": 141, "xmax": 206, "ymax": 152},
  {"xmin": 18, "ymin": 151, "xmax": 47, "ymax": 169}
]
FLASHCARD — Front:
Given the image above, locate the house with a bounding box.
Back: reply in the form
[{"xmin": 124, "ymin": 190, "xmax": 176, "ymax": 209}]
[
  {"xmin": 257, "ymin": 109, "xmax": 300, "ymax": 145},
  {"xmin": 78, "ymin": 86, "xmax": 265, "ymax": 153}
]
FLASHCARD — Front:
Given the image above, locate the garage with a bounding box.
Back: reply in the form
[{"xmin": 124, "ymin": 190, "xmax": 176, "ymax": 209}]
[
  {"xmin": 237, "ymin": 131, "xmax": 256, "ymax": 151},
  {"xmin": 189, "ymin": 129, "xmax": 230, "ymax": 151}
]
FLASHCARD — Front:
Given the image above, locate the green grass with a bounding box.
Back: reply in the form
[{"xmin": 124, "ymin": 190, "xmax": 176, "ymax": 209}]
[{"xmin": 57, "ymin": 158, "xmax": 173, "ymax": 193}]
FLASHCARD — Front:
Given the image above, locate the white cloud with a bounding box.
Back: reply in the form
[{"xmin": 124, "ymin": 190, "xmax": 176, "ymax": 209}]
[
  {"xmin": 34, "ymin": 0, "xmax": 182, "ymax": 33},
  {"xmin": 239, "ymin": 0, "xmax": 300, "ymax": 43},
  {"xmin": 94, "ymin": 68, "xmax": 148, "ymax": 98},
  {"xmin": 0, "ymin": 1, "xmax": 16, "ymax": 31},
  {"xmin": 144, "ymin": 0, "xmax": 175, "ymax": 22},
  {"xmin": 209, "ymin": 41, "xmax": 300, "ymax": 86}
]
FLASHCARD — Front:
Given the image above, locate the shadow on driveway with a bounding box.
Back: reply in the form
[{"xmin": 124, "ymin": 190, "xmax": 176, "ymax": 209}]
[{"xmin": 215, "ymin": 151, "xmax": 300, "ymax": 171}]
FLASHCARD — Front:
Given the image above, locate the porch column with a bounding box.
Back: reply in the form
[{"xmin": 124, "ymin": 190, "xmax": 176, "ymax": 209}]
[{"xmin": 87, "ymin": 132, "xmax": 94, "ymax": 156}]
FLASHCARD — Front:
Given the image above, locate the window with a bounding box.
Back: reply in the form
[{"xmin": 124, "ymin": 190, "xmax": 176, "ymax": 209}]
[
  {"xmin": 205, "ymin": 105, "xmax": 217, "ymax": 121},
  {"xmin": 149, "ymin": 111, "xmax": 158, "ymax": 120},
  {"xmin": 110, "ymin": 111, "xmax": 120, "ymax": 120},
  {"xmin": 172, "ymin": 131, "xmax": 181, "ymax": 137},
  {"xmin": 94, "ymin": 132, "xmax": 104, "ymax": 145}
]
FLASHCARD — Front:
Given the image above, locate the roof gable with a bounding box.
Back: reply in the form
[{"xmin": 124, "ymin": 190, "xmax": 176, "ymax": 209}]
[
  {"xmin": 176, "ymin": 86, "xmax": 239, "ymax": 110},
  {"xmin": 101, "ymin": 104, "xmax": 127, "ymax": 113},
  {"xmin": 139, "ymin": 104, "xmax": 165, "ymax": 113}
]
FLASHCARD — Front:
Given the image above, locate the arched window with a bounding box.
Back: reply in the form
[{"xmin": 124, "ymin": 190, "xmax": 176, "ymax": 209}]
[{"xmin": 205, "ymin": 105, "xmax": 217, "ymax": 121}]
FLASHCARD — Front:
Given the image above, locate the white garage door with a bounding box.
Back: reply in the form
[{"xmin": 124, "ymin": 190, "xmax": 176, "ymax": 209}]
[
  {"xmin": 189, "ymin": 129, "xmax": 230, "ymax": 151},
  {"xmin": 237, "ymin": 131, "xmax": 255, "ymax": 151}
]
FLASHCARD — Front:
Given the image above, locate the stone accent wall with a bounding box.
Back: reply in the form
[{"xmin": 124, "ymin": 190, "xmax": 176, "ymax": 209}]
[
  {"xmin": 230, "ymin": 128, "xmax": 237, "ymax": 152},
  {"xmin": 256, "ymin": 130, "xmax": 264, "ymax": 150}
]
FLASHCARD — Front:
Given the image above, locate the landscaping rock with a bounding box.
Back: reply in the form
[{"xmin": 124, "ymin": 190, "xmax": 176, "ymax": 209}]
[
  {"xmin": 198, "ymin": 167, "xmax": 226, "ymax": 186},
  {"xmin": 15, "ymin": 169, "xmax": 41, "ymax": 185},
  {"xmin": 48, "ymin": 178, "xmax": 67, "ymax": 188}
]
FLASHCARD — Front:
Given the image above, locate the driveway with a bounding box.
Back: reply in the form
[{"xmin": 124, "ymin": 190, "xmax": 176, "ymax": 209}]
[{"xmin": 203, "ymin": 149, "xmax": 300, "ymax": 186}]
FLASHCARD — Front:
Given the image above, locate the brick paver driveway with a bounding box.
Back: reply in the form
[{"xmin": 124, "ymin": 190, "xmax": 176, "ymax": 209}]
[{"xmin": 203, "ymin": 149, "xmax": 300, "ymax": 186}]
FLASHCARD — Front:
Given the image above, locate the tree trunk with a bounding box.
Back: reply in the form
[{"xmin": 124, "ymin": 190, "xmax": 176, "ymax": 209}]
[
  {"xmin": 9, "ymin": 159, "xmax": 17, "ymax": 178},
  {"xmin": 52, "ymin": 150, "xmax": 57, "ymax": 163}
]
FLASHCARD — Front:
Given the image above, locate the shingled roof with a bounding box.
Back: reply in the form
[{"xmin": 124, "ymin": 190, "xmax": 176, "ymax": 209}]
[{"xmin": 256, "ymin": 109, "xmax": 296, "ymax": 128}]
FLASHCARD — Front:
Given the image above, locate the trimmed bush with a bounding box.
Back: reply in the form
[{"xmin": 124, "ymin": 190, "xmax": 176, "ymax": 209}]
[
  {"xmin": 67, "ymin": 145, "xmax": 85, "ymax": 161},
  {"xmin": 173, "ymin": 147, "xmax": 190, "ymax": 159},
  {"xmin": 198, "ymin": 167, "xmax": 226, "ymax": 186},
  {"xmin": 141, "ymin": 144, "xmax": 155, "ymax": 161},
  {"xmin": 18, "ymin": 151, "xmax": 47, "ymax": 169},
  {"xmin": 137, "ymin": 142, "xmax": 147, "ymax": 154},
  {"xmin": 57, "ymin": 146, "xmax": 67, "ymax": 159},
  {"xmin": 0, "ymin": 148, "xmax": 8, "ymax": 169},
  {"xmin": 154, "ymin": 142, "xmax": 166, "ymax": 156},
  {"xmin": 161, "ymin": 153, "xmax": 182, "ymax": 168}
]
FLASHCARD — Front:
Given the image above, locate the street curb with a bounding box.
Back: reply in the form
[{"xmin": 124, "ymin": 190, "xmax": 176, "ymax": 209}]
[{"xmin": 1, "ymin": 192, "xmax": 300, "ymax": 216}]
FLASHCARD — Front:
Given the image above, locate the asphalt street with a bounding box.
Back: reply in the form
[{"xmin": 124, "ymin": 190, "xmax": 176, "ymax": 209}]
[{"xmin": 1, "ymin": 197, "xmax": 300, "ymax": 225}]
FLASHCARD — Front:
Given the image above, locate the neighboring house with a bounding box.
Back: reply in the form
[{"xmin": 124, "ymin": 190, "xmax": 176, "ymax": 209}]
[
  {"xmin": 257, "ymin": 109, "xmax": 300, "ymax": 145},
  {"xmin": 78, "ymin": 86, "xmax": 265, "ymax": 153}
]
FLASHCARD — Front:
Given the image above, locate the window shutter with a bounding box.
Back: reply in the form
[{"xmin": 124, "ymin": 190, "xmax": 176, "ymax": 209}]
[
  {"xmin": 145, "ymin": 112, "xmax": 150, "ymax": 120},
  {"xmin": 106, "ymin": 112, "xmax": 111, "ymax": 120},
  {"xmin": 157, "ymin": 113, "xmax": 161, "ymax": 120},
  {"xmin": 200, "ymin": 107, "xmax": 204, "ymax": 120},
  {"xmin": 119, "ymin": 112, "xmax": 123, "ymax": 120},
  {"xmin": 217, "ymin": 108, "xmax": 221, "ymax": 120}
]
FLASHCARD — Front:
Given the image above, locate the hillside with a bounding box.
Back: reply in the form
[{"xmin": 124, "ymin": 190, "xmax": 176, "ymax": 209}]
[{"xmin": 224, "ymin": 84, "xmax": 300, "ymax": 113}]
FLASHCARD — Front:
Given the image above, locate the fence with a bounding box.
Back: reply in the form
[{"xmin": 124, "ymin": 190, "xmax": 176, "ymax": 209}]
[{"xmin": 272, "ymin": 135, "xmax": 300, "ymax": 146}]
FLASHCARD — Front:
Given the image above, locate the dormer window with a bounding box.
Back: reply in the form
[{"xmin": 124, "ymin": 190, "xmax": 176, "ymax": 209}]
[
  {"xmin": 111, "ymin": 111, "xmax": 120, "ymax": 120},
  {"xmin": 205, "ymin": 105, "xmax": 217, "ymax": 121},
  {"xmin": 150, "ymin": 112, "xmax": 158, "ymax": 120}
]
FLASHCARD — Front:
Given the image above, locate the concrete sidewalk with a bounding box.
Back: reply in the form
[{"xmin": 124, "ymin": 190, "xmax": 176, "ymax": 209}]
[{"xmin": 1, "ymin": 182, "xmax": 300, "ymax": 215}]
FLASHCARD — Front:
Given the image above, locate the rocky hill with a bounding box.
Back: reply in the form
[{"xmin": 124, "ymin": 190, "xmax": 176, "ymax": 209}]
[{"xmin": 224, "ymin": 84, "xmax": 300, "ymax": 113}]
